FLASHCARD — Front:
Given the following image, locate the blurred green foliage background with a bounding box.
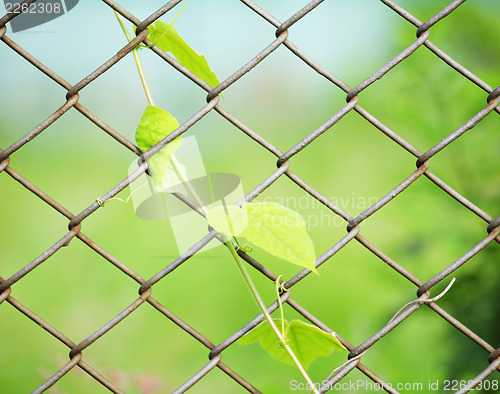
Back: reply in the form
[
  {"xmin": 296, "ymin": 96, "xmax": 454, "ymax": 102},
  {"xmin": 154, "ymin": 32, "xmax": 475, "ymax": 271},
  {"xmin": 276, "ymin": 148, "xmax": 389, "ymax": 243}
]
[{"xmin": 0, "ymin": 0, "xmax": 499, "ymax": 393}]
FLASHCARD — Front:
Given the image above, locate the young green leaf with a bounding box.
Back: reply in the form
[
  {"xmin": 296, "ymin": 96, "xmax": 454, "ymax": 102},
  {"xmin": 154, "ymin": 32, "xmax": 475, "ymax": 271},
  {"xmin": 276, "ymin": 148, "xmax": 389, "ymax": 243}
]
[
  {"xmin": 206, "ymin": 205, "xmax": 248, "ymax": 238},
  {"xmin": 239, "ymin": 319, "xmax": 346, "ymax": 369},
  {"xmin": 147, "ymin": 21, "xmax": 221, "ymax": 91},
  {"xmin": 135, "ymin": 105, "xmax": 183, "ymax": 190},
  {"xmin": 207, "ymin": 202, "xmax": 317, "ymax": 272},
  {"xmin": 242, "ymin": 202, "xmax": 317, "ymax": 273}
]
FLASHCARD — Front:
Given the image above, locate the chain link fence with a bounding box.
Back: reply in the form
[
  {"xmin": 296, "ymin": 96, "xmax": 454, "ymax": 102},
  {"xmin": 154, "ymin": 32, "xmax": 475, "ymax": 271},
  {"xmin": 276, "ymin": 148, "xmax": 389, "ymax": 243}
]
[{"xmin": 1, "ymin": 0, "xmax": 499, "ymax": 393}]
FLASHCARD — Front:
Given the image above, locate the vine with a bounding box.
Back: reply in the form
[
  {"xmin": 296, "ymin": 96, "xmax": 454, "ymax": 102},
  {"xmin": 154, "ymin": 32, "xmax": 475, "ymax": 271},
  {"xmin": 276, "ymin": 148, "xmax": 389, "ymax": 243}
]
[{"xmin": 111, "ymin": 7, "xmax": 346, "ymax": 391}]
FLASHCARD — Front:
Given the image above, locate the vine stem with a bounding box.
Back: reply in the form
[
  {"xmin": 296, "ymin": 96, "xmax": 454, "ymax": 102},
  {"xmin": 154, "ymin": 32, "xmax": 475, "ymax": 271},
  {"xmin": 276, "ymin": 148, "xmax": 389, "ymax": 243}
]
[
  {"xmin": 113, "ymin": 11, "xmax": 205, "ymax": 212},
  {"xmin": 275, "ymin": 276, "xmax": 286, "ymax": 338},
  {"xmin": 113, "ymin": 9, "xmax": 315, "ymax": 390},
  {"xmin": 225, "ymin": 241, "xmax": 320, "ymax": 394},
  {"xmin": 171, "ymin": 157, "xmax": 207, "ymax": 213},
  {"xmin": 114, "ymin": 11, "xmax": 155, "ymax": 106}
]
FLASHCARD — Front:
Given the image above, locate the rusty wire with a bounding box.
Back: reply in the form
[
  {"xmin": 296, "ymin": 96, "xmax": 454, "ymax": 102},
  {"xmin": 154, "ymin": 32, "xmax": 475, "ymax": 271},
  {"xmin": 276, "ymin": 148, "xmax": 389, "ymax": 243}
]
[{"xmin": 1, "ymin": 0, "xmax": 499, "ymax": 393}]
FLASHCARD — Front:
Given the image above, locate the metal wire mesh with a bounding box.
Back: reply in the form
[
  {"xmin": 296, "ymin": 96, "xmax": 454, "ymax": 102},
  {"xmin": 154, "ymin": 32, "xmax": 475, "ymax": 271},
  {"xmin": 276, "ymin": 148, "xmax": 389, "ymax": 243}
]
[{"xmin": 1, "ymin": 0, "xmax": 499, "ymax": 393}]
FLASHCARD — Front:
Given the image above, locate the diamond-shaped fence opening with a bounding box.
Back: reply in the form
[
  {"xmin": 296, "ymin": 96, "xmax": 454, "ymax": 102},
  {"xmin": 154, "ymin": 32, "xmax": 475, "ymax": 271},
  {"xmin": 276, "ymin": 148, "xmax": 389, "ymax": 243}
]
[{"xmin": 1, "ymin": 0, "xmax": 499, "ymax": 393}]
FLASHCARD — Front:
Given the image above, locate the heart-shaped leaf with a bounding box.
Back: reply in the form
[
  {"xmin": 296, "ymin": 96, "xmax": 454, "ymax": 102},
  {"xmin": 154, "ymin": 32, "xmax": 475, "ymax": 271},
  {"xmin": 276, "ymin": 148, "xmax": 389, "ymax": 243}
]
[
  {"xmin": 147, "ymin": 21, "xmax": 221, "ymax": 91},
  {"xmin": 207, "ymin": 202, "xmax": 317, "ymax": 272},
  {"xmin": 206, "ymin": 205, "xmax": 248, "ymax": 237},
  {"xmin": 135, "ymin": 105, "xmax": 182, "ymax": 190},
  {"xmin": 242, "ymin": 202, "xmax": 317, "ymax": 273},
  {"xmin": 239, "ymin": 319, "xmax": 346, "ymax": 369}
]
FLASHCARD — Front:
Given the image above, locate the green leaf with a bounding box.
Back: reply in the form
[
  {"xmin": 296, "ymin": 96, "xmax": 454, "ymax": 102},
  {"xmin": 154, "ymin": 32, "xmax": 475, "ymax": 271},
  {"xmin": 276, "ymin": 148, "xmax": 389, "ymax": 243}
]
[
  {"xmin": 206, "ymin": 205, "xmax": 248, "ymax": 238},
  {"xmin": 147, "ymin": 21, "xmax": 221, "ymax": 91},
  {"xmin": 207, "ymin": 202, "xmax": 317, "ymax": 272},
  {"xmin": 238, "ymin": 319, "xmax": 346, "ymax": 369},
  {"xmin": 135, "ymin": 105, "xmax": 182, "ymax": 190},
  {"xmin": 242, "ymin": 202, "xmax": 317, "ymax": 273}
]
